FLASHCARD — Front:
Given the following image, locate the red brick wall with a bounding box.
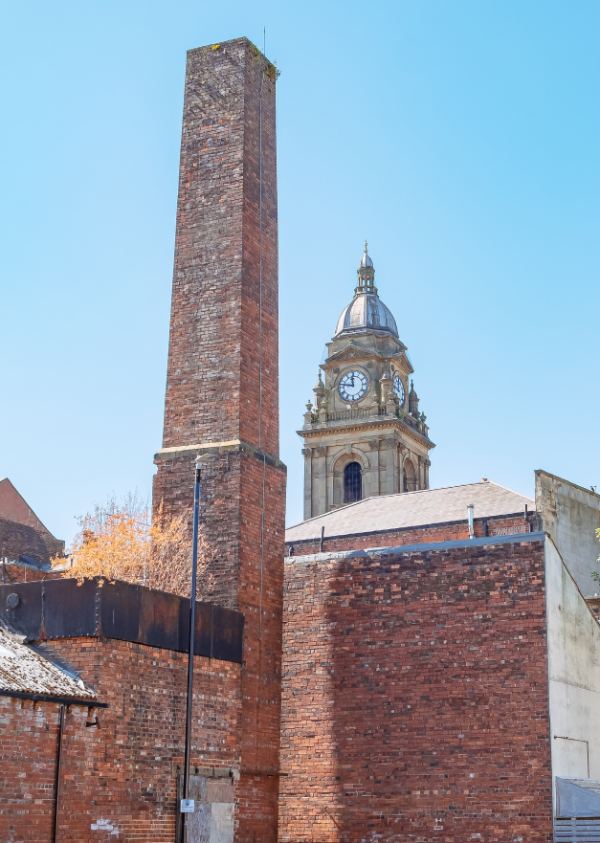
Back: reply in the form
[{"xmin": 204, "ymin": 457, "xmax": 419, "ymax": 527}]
[
  {"xmin": 0, "ymin": 635, "xmax": 241, "ymax": 843},
  {"xmin": 152, "ymin": 38, "xmax": 285, "ymax": 842},
  {"xmin": 279, "ymin": 538, "xmax": 553, "ymax": 842},
  {"xmin": 287, "ymin": 514, "xmax": 533, "ymax": 556},
  {"xmin": 157, "ymin": 37, "xmax": 279, "ymax": 458},
  {"xmin": 0, "ymin": 564, "xmax": 61, "ymax": 584}
]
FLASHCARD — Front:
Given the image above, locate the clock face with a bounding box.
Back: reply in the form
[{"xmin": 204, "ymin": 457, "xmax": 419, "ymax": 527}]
[
  {"xmin": 338, "ymin": 370, "xmax": 368, "ymax": 402},
  {"xmin": 393, "ymin": 375, "xmax": 405, "ymax": 405}
]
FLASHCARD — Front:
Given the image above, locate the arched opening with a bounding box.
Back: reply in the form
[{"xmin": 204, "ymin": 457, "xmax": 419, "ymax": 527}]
[
  {"xmin": 344, "ymin": 462, "xmax": 362, "ymax": 503},
  {"xmin": 403, "ymin": 458, "xmax": 417, "ymax": 492}
]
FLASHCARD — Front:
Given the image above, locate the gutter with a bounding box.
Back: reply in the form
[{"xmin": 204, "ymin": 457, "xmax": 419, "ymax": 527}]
[{"xmin": 0, "ymin": 688, "xmax": 108, "ymax": 707}]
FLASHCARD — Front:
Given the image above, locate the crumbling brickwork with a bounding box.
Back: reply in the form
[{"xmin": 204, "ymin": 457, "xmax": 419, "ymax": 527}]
[
  {"xmin": 0, "ymin": 636, "xmax": 241, "ymax": 843},
  {"xmin": 279, "ymin": 536, "xmax": 553, "ymax": 842},
  {"xmin": 152, "ymin": 37, "xmax": 286, "ymax": 841}
]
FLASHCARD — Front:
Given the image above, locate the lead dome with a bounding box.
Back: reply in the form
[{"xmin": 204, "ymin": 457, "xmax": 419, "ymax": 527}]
[{"xmin": 334, "ymin": 244, "xmax": 399, "ymax": 338}]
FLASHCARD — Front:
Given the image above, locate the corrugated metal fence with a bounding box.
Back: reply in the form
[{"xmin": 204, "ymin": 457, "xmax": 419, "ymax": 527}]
[{"xmin": 554, "ymin": 819, "xmax": 600, "ymax": 842}]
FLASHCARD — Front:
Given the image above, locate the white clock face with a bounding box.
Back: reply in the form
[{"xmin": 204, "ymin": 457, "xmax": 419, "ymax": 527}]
[
  {"xmin": 338, "ymin": 370, "xmax": 368, "ymax": 402},
  {"xmin": 393, "ymin": 375, "xmax": 405, "ymax": 405}
]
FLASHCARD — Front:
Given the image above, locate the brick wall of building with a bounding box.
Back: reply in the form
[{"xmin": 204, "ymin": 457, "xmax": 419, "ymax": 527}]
[
  {"xmin": 278, "ymin": 536, "xmax": 553, "ymax": 842},
  {"xmin": 152, "ymin": 38, "xmax": 286, "ymax": 842},
  {"xmin": 0, "ymin": 562, "xmax": 62, "ymax": 584},
  {"xmin": 0, "ymin": 635, "xmax": 241, "ymax": 843},
  {"xmin": 0, "ymin": 515, "xmax": 64, "ymax": 566},
  {"xmin": 286, "ymin": 513, "xmax": 533, "ymax": 557}
]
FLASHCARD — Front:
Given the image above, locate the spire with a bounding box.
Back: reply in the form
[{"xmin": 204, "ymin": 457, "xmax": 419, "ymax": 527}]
[
  {"xmin": 358, "ymin": 241, "xmax": 373, "ymax": 269},
  {"xmin": 409, "ymin": 379, "xmax": 420, "ymax": 418},
  {"xmin": 355, "ymin": 241, "xmax": 377, "ymax": 295}
]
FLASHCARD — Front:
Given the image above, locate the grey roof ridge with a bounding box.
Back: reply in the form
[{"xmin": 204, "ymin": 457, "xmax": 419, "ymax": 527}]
[
  {"xmin": 482, "ymin": 479, "xmax": 535, "ymax": 503},
  {"xmin": 285, "ymin": 479, "xmax": 535, "ymax": 531},
  {"xmin": 285, "ymin": 530, "xmax": 547, "ymax": 563}
]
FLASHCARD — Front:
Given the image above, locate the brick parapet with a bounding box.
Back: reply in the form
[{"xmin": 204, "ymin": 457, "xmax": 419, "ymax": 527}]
[
  {"xmin": 278, "ymin": 536, "xmax": 553, "ymax": 842},
  {"xmin": 286, "ymin": 513, "xmax": 534, "ymax": 556}
]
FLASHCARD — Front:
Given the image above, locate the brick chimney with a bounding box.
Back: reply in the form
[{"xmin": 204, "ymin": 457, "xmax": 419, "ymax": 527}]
[{"xmin": 153, "ymin": 38, "xmax": 285, "ymax": 842}]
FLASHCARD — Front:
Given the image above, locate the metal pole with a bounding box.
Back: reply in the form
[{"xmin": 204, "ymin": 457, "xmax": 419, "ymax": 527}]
[
  {"xmin": 52, "ymin": 704, "xmax": 66, "ymax": 843},
  {"xmin": 182, "ymin": 457, "xmax": 202, "ymax": 829}
]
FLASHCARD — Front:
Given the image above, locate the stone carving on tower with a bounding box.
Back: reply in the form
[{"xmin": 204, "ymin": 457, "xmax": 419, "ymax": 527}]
[{"xmin": 299, "ymin": 243, "xmax": 435, "ymax": 519}]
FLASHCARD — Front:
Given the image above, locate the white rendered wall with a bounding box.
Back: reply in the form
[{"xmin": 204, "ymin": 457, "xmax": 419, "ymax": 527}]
[
  {"xmin": 546, "ymin": 537, "xmax": 600, "ymax": 789},
  {"xmin": 537, "ymin": 470, "xmax": 600, "ymax": 596}
]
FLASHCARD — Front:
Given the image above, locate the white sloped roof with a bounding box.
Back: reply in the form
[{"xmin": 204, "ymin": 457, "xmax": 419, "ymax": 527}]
[
  {"xmin": 0, "ymin": 622, "xmax": 96, "ymax": 700},
  {"xmin": 286, "ymin": 481, "xmax": 534, "ymax": 543}
]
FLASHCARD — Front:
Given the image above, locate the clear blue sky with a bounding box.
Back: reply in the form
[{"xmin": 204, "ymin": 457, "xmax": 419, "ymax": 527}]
[{"xmin": 1, "ymin": 1, "xmax": 599, "ymax": 544}]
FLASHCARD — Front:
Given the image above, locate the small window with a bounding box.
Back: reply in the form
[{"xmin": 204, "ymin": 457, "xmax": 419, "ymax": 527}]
[{"xmin": 344, "ymin": 462, "xmax": 362, "ymax": 503}]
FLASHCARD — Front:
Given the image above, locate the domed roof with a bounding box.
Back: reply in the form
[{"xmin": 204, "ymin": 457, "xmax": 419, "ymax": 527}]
[
  {"xmin": 335, "ymin": 293, "xmax": 398, "ymax": 337},
  {"xmin": 334, "ymin": 243, "xmax": 399, "ymax": 338}
]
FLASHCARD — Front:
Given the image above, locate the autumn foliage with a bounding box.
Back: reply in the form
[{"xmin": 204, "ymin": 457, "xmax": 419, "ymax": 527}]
[{"xmin": 53, "ymin": 495, "xmax": 213, "ymax": 601}]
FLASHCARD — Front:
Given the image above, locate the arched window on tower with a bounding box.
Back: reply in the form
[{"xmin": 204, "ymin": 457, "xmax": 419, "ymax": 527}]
[
  {"xmin": 403, "ymin": 459, "xmax": 417, "ymax": 492},
  {"xmin": 344, "ymin": 462, "xmax": 362, "ymax": 503}
]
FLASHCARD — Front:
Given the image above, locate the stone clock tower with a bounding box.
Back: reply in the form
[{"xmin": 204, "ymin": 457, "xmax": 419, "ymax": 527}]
[{"xmin": 300, "ymin": 244, "xmax": 435, "ymax": 519}]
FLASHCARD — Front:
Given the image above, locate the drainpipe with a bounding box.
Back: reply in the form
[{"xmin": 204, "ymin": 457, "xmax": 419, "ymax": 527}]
[
  {"xmin": 320, "ymin": 526, "xmax": 324, "ymax": 553},
  {"xmin": 52, "ymin": 704, "xmax": 66, "ymax": 843},
  {"xmin": 467, "ymin": 504, "xmax": 475, "ymax": 539}
]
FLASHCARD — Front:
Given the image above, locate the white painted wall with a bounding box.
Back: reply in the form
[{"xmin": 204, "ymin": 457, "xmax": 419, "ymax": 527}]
[
  {"xmin": 537, "ymin": 470, "xmax": 600, "ymax": 596},
  {"xmin": 546, "ymin": 537, "xmax": 600, "ymax": 793}
]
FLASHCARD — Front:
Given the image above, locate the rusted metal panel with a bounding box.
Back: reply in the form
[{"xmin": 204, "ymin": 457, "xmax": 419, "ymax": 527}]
[
  {"xmin": 0, "ymin": 579, "xmax": 244, "ymax": 663},
  {"xmin": 139, "ymin": 582, "xmax": 181, "ymax": 651},
  {"xmin": 212, "ymin": 604, "xmax": 244, "ymax": 663},
  {"xmin": 44, "ymin": 578, "xmax": 98, "ymax": 639},
  {"xmin": 98, "ymin": 579, "xmax": 142, "ymax": 643},
  {"xmin": 0, "ymin": 581, "xmax": 44, "ymax": 639}
]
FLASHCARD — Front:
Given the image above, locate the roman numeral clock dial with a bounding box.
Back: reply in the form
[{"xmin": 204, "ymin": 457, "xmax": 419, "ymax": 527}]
[
  {"xmin": 393, "ymin": 375, "xmax": 405, "ymax": 405},
  {"xmin": 338, "ymin": 370, "xmax": 368, "ymax": 402}
]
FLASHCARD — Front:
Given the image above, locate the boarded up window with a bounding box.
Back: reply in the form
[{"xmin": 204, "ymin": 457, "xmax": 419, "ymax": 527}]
[{"xmin": 177, "ymin": 774, "xmax": 235, "ymax": 843}]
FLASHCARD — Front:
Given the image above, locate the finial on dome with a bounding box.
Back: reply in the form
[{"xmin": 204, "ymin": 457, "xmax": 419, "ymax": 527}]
[{"xmin": 358, "ymin": 242, "xmax": 374, "ymax": 270}]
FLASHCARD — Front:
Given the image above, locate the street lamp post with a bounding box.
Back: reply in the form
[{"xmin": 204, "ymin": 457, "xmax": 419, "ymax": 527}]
[{"xmin": 180, "ymin": 453, "xmax": 214, "ymax": 840}]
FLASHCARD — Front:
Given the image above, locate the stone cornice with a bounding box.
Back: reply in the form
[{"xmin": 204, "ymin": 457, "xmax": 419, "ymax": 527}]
[
  {"xmin": 155, "ymin": 439, "xmax": 287, "ymax": 472},
  {"xmin": 297, "ymin": 419, "xmax": 435, "ymax": 450}
]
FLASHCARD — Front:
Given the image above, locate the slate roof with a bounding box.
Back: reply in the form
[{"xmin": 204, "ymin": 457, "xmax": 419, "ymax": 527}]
[
  {"xmin": 285, "ymin": 481, "xmax": 534, "ymax": 543},
  {"xmin": 0, "ymin": 622, "xmax": 96, "ymax": 700}
]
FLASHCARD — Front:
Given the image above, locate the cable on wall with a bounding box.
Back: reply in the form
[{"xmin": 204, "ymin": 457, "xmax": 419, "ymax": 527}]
[{"xmin": 258, "ymin": 64, "xmax": 266, "ymax": 642}]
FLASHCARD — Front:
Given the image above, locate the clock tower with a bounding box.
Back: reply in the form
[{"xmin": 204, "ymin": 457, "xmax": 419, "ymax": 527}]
[{"xmin": 299, "ymin": 244, "xmax": 435, "ymax": 519}]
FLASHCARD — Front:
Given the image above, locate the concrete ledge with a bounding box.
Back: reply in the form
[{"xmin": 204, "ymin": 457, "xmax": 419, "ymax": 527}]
[
  {"xmin": 154, "ymin": 439, "xmax": 287, "ymax": 472},
  {"xmin": 285, "ymin": 530, "xmax": 547, "ymax": 563}
]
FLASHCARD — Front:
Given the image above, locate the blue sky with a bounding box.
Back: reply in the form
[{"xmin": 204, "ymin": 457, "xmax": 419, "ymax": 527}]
[{"xmin": 1, "ymin": 1, "xmax": 599, "ymax": 544}]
